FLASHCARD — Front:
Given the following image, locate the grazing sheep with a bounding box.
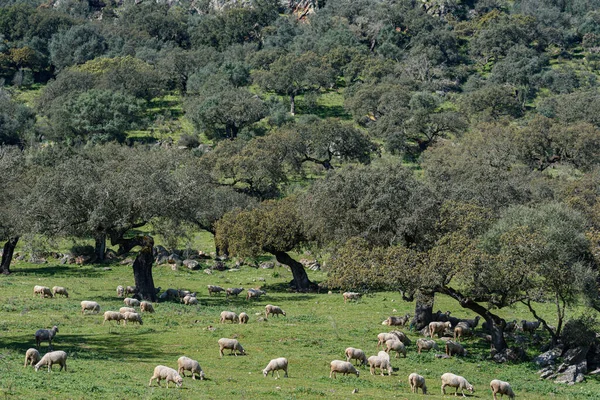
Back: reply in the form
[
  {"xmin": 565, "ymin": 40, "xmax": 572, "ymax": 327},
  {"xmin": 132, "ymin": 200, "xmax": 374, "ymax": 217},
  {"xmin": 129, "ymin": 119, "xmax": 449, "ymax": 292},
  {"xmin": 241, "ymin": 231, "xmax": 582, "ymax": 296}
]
[
  {"xmin": 441, "ymin": 373, "xmax": 474, "ymax": 397},
  {"xmin": 140, "ymin": 301, "xmax": 154, "ymax": 313},
  {"xmin": 123, "ymin": 297, "xmax": 140, "ymax": 307},
  {"xmin": 378, "ymin": 350, "xmax": 390, "ymax": 361},
  {"xmin": 81, "ymin": 300, "xmax": 100, "ymax": 314},
  {"xmin": 226, "ymin": 287, "xmax": 244, "ymax": 298},
  {"xmin": 34, "ymin": 350, "xmax": 67, "ymax": 372},
  {"xmin": 33, "ymin": 285, "xmax": 53, "ymax": 298},
  {"xmin": 126, "ymin": 285, "xmax": 136, "ymax": 294},
  {"xmin": 239, "ymin": 312, "xmax": 249, "ymax": 324},
  {"xmin": 342, "ymin": 292, "xmax": 361, "ymax": 303},
  {"xmin": 262, "ymin": 357, "xmax": 289, "ymax": 378},
  {"xmin": 52, "ymin": 286, "xmax": 68, "ymax": 298},
  {"xmin": 429, "ymin": 321, "xmax": 452, "ymax": 338},
  {"xmin": 246, "ymin": 288, "xmax": 266, "ymax": 300},
  {"xmin": 265, "ymin": 304, "xmax": 286, "ymax": 318},
  {"xmin": 218, "ymin": 338, "xmax": 246, "ymax": 357},
  {"xmin": 183, "ymin": 295, "xmax": 198, "ymax": 305},
  {"xmin": 177, "ymin": 356, "xmax": 205, "ymax": 380},
  {"xmin": 368, "ymin": 355, "xmax": 392, "ymax": 376},
  {"xmin": 390, "ymin": 330, "xmax": 411, "ymax": 345},
  {"xmin": 385, "ymin": 314, "xmax": 411, "ymax": 327},
  {"xmin": 385, "ymin": 339, "xmax": 407, "ymax": 358},
  {"xmin": 24, "ymin": 348, "xmax": 41, "ymax": 367},
  {"xmin": 220, "ymin": 311, "xmax": 239, "ymax": 323},
  {"xmin": 329, "ymin": 360, "xmax": 359, "ymax": 378},
  {"xmin": 416, "ymin": 338, "xmax": 438, "ymax": 354},
  {"xmin": 409, "ymin": 372, "xmax": 427, "ymax": 394},
  {"xmin": 119, "ymin": 307, "xmax": 136, "ymax": 314},
  {"xmin": 490, "ymin": 379, "xmax": 515, "ymax": 399},
  {"xmin": 103, "ymin": 311, "xmax": 124, "ymax": 325},
  {"xmin": 178, "ymin": 289, "xmax": 194, "ymax": 298},
  {"xmin": 116, "ymin": 285, "xmax": 125, "ymax": 297},
  {"xmin": 159, "ymin": 288, "xmax": 180, "ymax": 302},
  {"xmin": 345, "ymin": 347, "xmax": 368, "ymax": 366},
  {"xmin": 149, "ymin": 365, "xmax": 183, "ymax": 388},
  {"xmin": 207, "ymin": 285, "xmax": 225, "ymax": 296},
  {"xmin": 35, "ymin": 326, "xmax": 59, "ymax": 349},
  {"xmin": 454, "ymin": 322, "xmax": 472, "ymax": 341},
  {"xmin": 122, "ymin": 312, "xmax": 143, "ymax": 325},
  {"xmin": 445, "ymin": 340, "xmax": 467, "ymax": 357},
  {"xmin": 521, "ymin": 320, "xmax": 540, "ymax": 334}
]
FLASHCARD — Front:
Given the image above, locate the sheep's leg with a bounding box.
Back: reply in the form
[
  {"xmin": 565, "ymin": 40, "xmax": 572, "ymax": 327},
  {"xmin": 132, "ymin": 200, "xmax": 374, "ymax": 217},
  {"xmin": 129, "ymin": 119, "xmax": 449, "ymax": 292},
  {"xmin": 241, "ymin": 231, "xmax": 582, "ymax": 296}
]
[
  {"xmin": 442, "ymin": 383, "xmax": 446, "ymax": 395},
  {"xmin": 284, "ymin": 368, "xmax": 288, "ymax": 378}
]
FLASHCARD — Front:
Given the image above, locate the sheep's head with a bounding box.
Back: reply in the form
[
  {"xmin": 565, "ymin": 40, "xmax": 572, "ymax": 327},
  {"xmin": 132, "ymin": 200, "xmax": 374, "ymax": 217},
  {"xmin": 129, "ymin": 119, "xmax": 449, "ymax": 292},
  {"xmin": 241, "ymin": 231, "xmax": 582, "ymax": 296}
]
[
  {"xmin": 53, "ymin": 326, "xmax": 59, "ymax": 333},
  {"xmin": 262, "ymin": 368, "xmax": 268, "ymax": 377},
  {"xmin": 282, "ymin": 310, "xmax": 286, "ymax": 316},
  {"xmin": 355, "ymin": 369, "xmax": 360, "ymax": 377},
  {"xmin": 199, "ymin": 371, "xmax": 206, "ymax": 380},
  {"xmin": 467, "ymin": 384, "xmax": 474, "ymax": 393},
  {"xmin": 175, "ymin": 375, "xmax": 183, "ymax": 387}
]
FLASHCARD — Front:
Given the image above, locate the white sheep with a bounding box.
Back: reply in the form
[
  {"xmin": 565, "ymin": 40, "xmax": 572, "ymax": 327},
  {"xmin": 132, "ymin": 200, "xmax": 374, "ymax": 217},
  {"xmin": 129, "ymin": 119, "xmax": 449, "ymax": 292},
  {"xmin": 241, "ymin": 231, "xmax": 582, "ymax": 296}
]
[
  {"xmin": 116, "ymin": 285, "xmax": 125, "ymax": 297},
  {"xmin": 389, "ymin": 330, "xmax": 411, "ymax": 345},
  {"xmin": 377, "ymin": 332, "xmax": 399, "ymax": 349},
  {"xmin": 177, "ymin": 356, "xmax": 205, "ymax": 380},
  {"xmin": 207, "ymin": 285, "xmax": 225, "ymax": 296},
  {"xmin": 345, "ymin": 347, "xmax": 368, "ymax": 366},
  {"xmin": 120, "ymin": 307, "xmax": 136, "ymax": 314},
  {"xmin": 178, "ymin": 289, "xmax": 194, "ymax": 298},
  {"xmin": 35, "ymin": 326, "xmax": 59, "ymax": 349},
  {"xmin": 33, "ymin": 285, "xmax": 53, "ymax": 298},
  {"xmin": 123, "ymin": 297, "xmax": 140, "ymax": 307},
  {"xmin": 416, "ymin": 338, "xmax": 438, "ymax": 354},
  {"xmin": 34, "ymin": 350, "xmax": 67, "ymax": 372},
  {"xmin": 246, "ymin": 288, "xmax": 266, "ymax": 300},
  {"xmin": 385, "ymin": 339, "xmax": 406, "ymax": 358},
  {"xmin": 149, "ymin": 365, "xmax": 183, "ymax": 388},
  {"xmin": 454, "ymin": 322, "xmax": 471, "ymax": 341},
  {"xmin": 52, "ymin": 286, "xmax": 68, "ymax": 298},
  {"xmin": 103, "ymin": 311, "xmax": 124, "ymax": 325},
  {"xmin": 445, "ymin": 340, "xmax": 467, "ymax": 357},
  {"xmin": 441, "ymin": 372, "xmax": 474, "ymax": 397},
  {"xmin": 226, "ymin": 287, "xmax": 244, "ymax": 298},
  {"xmin": 239, "ymin": 312, "xmax": 249, "ymax": 324},
  {"xmin": 429, "ymin": 321, "xmax": 451, "ymax": 338},
  {"xmin": 122, "ymin": 312, "xmax": 143, "ymax": 326},
  {"xmin": 342, "ymin": 292, "xmax": 361, "ymax": 303},
  {"xmin": 81, "ymin": 300, "xmax": 100, "ymax": 314},
  {"xmin": 265, "ymin": 304, "xmax": 286, "ymax": 318},
  {"xmin": 183, "ymin": 295, "xmax": 198, "ymax": 305},
  {"xmin": 367, "ymin": 355, "xmax": 392, "ymax": 376},
  {"xmin": 263, "ymin": 357, "xmax": 289, "ymax": 378},
  {"xmin": 126, "ymin": 285, "xmax": 136, "ymax": 294},
  {"xmin": 490, "ymin": 379, "xmax": 515, "ymax": 399},
  {"xmin": 140, "ymin": 301, "xmax": 154, "ymax": 313},
  {"xmin": 329, "ymin": 360, "xmax": 359, "ymax": 378},
  {"xmin": 409, "ymin": 372, "xmax": 427, "ymax": 394},
  {"xmin": 220, "ymin": 311, "xmax": 239, "ymax": 323},
  {"xmin": 218, "ymin": 338, "xmax": 246, "ymax": 357},
  {"xmin": 24, "ymin": 348, "xmax": 41, "ymax": 367}
]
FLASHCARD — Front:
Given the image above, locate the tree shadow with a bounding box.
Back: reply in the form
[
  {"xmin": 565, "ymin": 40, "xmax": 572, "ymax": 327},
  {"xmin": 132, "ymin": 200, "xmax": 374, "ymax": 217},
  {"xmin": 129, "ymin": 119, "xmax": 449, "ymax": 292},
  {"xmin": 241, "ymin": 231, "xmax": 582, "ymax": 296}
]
[{"xmin": 11, "ymin": 265, "xmax": 106, "ymax": 278}]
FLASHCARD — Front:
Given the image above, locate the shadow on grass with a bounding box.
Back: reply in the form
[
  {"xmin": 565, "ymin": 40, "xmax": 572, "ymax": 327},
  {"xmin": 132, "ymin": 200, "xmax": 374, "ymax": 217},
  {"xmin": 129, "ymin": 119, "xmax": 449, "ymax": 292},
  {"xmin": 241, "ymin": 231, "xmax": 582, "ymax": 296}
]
[{"xmin": 11, "ymin": 265, "xmax": 106, "ymax": 278}]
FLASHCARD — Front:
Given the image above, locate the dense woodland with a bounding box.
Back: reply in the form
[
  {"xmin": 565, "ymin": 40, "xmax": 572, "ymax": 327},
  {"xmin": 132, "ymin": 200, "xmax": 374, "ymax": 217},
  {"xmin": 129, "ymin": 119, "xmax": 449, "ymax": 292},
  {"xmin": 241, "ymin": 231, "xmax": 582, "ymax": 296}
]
[{"xmin": 1, "ymin": 0, "xmax": 600, "ymax": 358}]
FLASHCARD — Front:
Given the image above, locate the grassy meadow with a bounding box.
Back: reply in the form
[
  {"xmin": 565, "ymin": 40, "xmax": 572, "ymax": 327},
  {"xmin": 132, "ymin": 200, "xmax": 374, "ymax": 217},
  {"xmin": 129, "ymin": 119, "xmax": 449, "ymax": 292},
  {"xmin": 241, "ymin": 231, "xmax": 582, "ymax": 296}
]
[{"xmin": 0, "ymin": 259, "xmax": 599, "ymax": 400}]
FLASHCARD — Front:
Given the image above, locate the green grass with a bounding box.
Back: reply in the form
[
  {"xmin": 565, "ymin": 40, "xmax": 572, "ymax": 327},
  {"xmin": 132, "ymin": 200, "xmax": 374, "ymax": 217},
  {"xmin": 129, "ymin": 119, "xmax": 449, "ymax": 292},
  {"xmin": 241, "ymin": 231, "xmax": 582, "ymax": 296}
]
[{"xmin": 1, "ymin": 260, "xmax": 599, "ymax": 399}]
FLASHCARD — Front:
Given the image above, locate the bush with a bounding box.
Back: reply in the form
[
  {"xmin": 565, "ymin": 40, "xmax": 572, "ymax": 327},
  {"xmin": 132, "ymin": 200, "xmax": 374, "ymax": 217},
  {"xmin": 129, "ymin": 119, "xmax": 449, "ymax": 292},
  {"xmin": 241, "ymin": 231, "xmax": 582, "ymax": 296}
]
[
  {"xmin": 561, "ymin": 314, "xmax": 598, "ymax": 349},
  {"xmin": 177, "ymin": 134, "xmax": 200, "ymax": 149},
  {"xmin": 70, "ymin": 244, "xmax": 95, "ymax": 257}
]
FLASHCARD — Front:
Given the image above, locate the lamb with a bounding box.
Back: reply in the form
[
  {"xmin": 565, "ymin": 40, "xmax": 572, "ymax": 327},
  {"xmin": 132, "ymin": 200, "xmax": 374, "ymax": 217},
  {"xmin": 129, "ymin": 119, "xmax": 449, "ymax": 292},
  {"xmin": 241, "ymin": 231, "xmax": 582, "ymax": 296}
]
[
  {"xmin": 123, "ymin": 297, "xmax": 140, "ymax": 307},
  {"xmin": 265, "ymin": 304, "xmax": 286, "ymax": 318},
  {"xmin": 116, "ymin": 285, "xmax": 125, "ymax": 297},
  {"xmin": 207, "ymin": 285, "xmax": 225, "ymax": 296},
  {"xmin": 409, "ymin": 372, "xmax": 427, "ymax": 394},
  {"xmin": 367, "ymin": 355, "xmax": 392, "ymax": 376},
  {"xmin": 385, "ymin": 339, "xmax": 407, "ymax": 358},
  {"xmin": 24, "ymin": 348, "xmax": 41, "ymax": 367},
  {"xmin": 149, "ymin": 365, "xmax": 183, "ymax": 388},
  {"xmin": 445, "ymin": 340, "xmax": 467, "ymax": 357},
  {"xmin": 226, "ymin": 287, "xmax": 244, "ymax": 298},
  {"xmin": 218, "ymin": 338, "xmax": 246, "ymax": 357},
  {"xmin": 345, "ymin": 347, "xmax": 368, "ymax": 366},
  {"xmin": 177, "ymin": 356, "xmax": 206, "ymax": 380},
  {"xmin": 103, "ymin": 311, "xmax": 124, "ymax": 325},
  {"xmin": 521, "ymin": 319, "xmax": 540, "ymax": 334},
  {"xmin": 52, "ymin": 286, "xmax": 68, "ymax": 298},
  {"xmin": 122, "ymin": 312, "xmax": 143, "ymax": 325},
  {"xmin": 81, "ymin": 300, "xmax": 100, "ymax": 314},
  {"xmin": 220, "ymin": 311, "xmax": 239, "ymax": 323},
  {"xmin": 490, "ymin": 379, "xmax": 515, "ymax": 399},
  {"xmin": 239, "ymin": 312, "xmax": 249, "ymax": 324},
  {"xmin": 183, "ymin": 295, "xmax": 198, "ymax": 305},
  {"xmin": 441, "ymin": 372, "xmax": 474, "ymax": 397},
  {"xmin": 35, "ymin": 326, "xmax": 59, "ymax": 349},
  {"xmin": 429, "ymin": 321, "xmax": 452, "ymax": 338},
  {"xmin": 329, "ymin": 360, "xmax": 360, "ymax": 378},
  {"xmin": 416, "ymin": 338, "xmax": 438, "ymax": 354},
  {"xmin": 262, "ymin": 357, "xmax": 289, "ymax": 378},
  {"xmin": 454, "ymin": 322, "xmax": 472, "ymax": 341},
  {"xmin": 342, "ymin": 292, "xmax": 361, "ymax": 303},
  {"xmin": 35, "ymin": 350, "xmax": 68, "ymax": 372},
  {"xmin": 140, "ymin": 301, "xmax": 154, "ymax": 313},
  {"xmin": 120, "ymin": 307, "xmax": 136, "ymax": 314},
  {"xmin": 33, "ymin": 285, "xmax": 53, "ymax": 298},
  {"xmin": 384, "ymin": 314, "xmax": 411, "ymax": 327},
  {"xmin": 246, "ymin": 288, "xmax": 266, "ymax": 300}
]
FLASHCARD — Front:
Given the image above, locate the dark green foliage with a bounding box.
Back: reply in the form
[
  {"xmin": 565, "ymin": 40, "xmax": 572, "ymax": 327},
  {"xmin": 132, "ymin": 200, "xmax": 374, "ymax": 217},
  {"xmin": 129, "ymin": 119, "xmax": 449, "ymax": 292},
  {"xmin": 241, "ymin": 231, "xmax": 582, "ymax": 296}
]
[
  {"xmin": 561, "ymin": 315, "xmax": 598, "ymax": 349},
  {"xmin": 0, "ymin": 89, "xmax": 35, "ymax": 145},
  {"xmin": 49, "ymin": 24, "xmax": 107, "ymax": 70}
]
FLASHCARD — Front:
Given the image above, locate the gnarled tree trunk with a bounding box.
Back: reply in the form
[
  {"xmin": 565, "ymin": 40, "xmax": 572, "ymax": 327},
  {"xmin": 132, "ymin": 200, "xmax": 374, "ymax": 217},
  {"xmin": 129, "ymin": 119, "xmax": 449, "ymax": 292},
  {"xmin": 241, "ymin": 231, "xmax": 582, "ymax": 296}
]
[
  {"xmin": 411, "ymin": 290, "xmax": 434, "ymax": 330},
  {"xmin": 274, "ymin": 251, "xmax": 312, "ymax": 292},
  {"xmin": 131, "ymin": 236, "xmax": 157, "ymax": 302},
  {"xmin": 95, "ymin": 234, "xmax": 106, "ymax": 262},
  {"xmin": 1, "ymin": 236, "xmax": 18, "ymax": 275}
]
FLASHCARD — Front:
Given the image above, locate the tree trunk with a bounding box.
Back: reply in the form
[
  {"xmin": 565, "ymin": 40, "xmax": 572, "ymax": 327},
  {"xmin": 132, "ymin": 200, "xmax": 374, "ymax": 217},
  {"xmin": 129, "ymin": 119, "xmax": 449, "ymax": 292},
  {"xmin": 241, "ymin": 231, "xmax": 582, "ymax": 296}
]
[
  {"xmin": 132, "ymin": 235, "xmax": 157, "ymax": 302},
  {"xmin": 273, "ymin": 251, "xmax": 313, "ymax": 291},
  {"xmin": 0, "ymin": 236, "xmax": 18, "ymax": 275},
  {"xmin": 290, "ymin": 94, "xmax": 296, "ymax": 115},
  {"xmin": 95, "ymin": 234, "xmax": 106, "ymax": 262},
  {"xmin": 411, "ymin": 290, "xmax": 434, "ymax": 330}
]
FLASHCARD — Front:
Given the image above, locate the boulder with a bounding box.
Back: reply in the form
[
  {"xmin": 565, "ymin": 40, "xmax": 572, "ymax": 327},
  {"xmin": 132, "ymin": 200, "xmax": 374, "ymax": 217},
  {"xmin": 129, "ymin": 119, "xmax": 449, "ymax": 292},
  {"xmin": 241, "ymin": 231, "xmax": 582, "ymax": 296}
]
[
  {"xmin": 493, "ymin": 347, "xmax": 526, "ymax": 363},
  {"xmin": 168, "ymin": 253, "xmax": 182, "ymax": 266},
  {"xmin": 555, "ymin": 365, "xmax": 578, "ymax": 384},
  {"xmin": 203, "ymin": 268, "xmax": 213, "ymax": 275},
  {"xmin": 534, "ymin": 347, "xmax": 562, "ymax": 367},
  {"xmin": 564, "ymin": 346, "xmax": 590, "ymax": 365},
  {"xmin": 183, "ymin": 259, "xmax": 199, "ymax": 270},
  {"xmin": 260, "ymin": 262, "xmax": 275, "ymax": 269},
  {"xmin": 538, "ymin": 366, "xmax": 556, "ymax": 380},
  {"xmin": 212, "ymin": 261, "xmax": 227, "ymax": 271}
]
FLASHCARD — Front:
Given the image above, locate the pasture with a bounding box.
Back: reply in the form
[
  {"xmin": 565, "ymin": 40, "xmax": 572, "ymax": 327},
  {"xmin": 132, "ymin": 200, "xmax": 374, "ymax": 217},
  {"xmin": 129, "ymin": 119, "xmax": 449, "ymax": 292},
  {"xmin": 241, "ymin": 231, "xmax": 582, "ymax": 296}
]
[{"xmin": 0, "ymin": 260, "xmax": 599, "ymax": 399}]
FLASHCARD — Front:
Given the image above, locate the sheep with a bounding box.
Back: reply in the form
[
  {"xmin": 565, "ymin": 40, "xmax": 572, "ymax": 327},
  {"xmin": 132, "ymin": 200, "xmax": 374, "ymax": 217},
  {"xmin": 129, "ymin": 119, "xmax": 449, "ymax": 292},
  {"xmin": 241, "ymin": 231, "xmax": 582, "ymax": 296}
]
[
  {"xmin": 159, "ymin": 288, "xmax": 180, "ymax": 302},
  {"xmin": 385, "ymin": 339, "xmax": 407, "ymax": 358},
  {"xmin": 123, "ymin": 297, "xmax": 140, "ymax": 307},
  {"xmin": 183, "ymin": 295, "xmax": 198, "ymax": 305},
  {"xmin": 505, "ymin": 319, "xmax": 518, "ymax": 333},
  {"xmin": 122, "ymin": 312, "xmax": 143, "ymax": 325},
  {"xmin": 265, "ymin": 304, "xmax": 286, "ymax": 318},
  {"xmin": 218, "ymin": 338, "xmax": 246, "ymax": 357},
  {"xmin": 126, "ymin": 285, "xmax": 136, "ymax": 294},
  {"xmin": 103, "ymin": 311, "xmax": 124, "ymax": 325},
  {"xmin": 330, "ymin": 360, "xmax": 359, "ymax": 378},
  {"xmin": 81, "ymin": 300, "xmax": 100, "ymax": 314},
  {"xmin": 149, "ymin": 365, "xmax": 183, "ymax": 388},
  {"xmin": 24, "ymin": 348, "xmax": 41, "ymax": 367},
  {"xmin": 239, "ymin": 312, "xmax": 249, "ymax": 324},
  {"xmin": 378, "ymin": 350, "xmax": 390, "ymax": 361},
  {"xmin": 207, "ymin": 285, "xmax": 225, "ymax": 296},
  {"xmin": 461, "ymin": 315, "xmax": 480, "ymax": 329},
  {"xmin": 52, "ymin": 286, "xmax": 68, "ymax": 298},
  {"xmin": 445, "ymin": 340, "xmax": 467, "ymax": 357},
  {"xmin": 33, "ymin": 285, "xmax": 53, "ymax": 298},
  {"xmin": 377, "ymin": 333, "xmax": 399, "ymax": 349},
  {"xmin": 35, "ymin": 326, "xmax": 59, "ymax": 349},
  {"xmin": 116, "ymin": 285, "xmax": 125, "ymax": 297},
  {"xmin": 441, "ymin": 372, "xmax": 474, "ymax": 397},
  {"xmin": 384, "ymin": 314, "xmax": 411, "ymax": 327},
  {"xmin": 342, "ymin": 292, "xmax": 361, "ymax": 303},
  {"xmin": 409, "ymin": 372, "xmax": 427, "ymax": 394},
  {"xmin": 119, "ymin": 307, "xmax": 136, "ymax": 314},
  {"xmin": 246, "ymin": 288, "xmax": 266, "ymax": 300},
  {"xmin": 345, "ymin": 347, "xmax": 368, "ymax": 366},
  {"xmin": 454, "ymin": 322, "xmax": 472, "ymax": 341},
  {"xmin": 34, "ymin": 350, "xmax": 67, "ymax": 372},
  {"xmin": 429, "ymin": 321, "xmax": 451, "ymax": 338},
  {"xmin": 140, "ymin": 301, "xmax": 154, "ymax": 313},
  {"xmin": 389, "ymin": 330, "xmax": 411, "ymax": 345},
  {"xmin": 416, "ymin": 338, "xmax": 438, "ymax": 354},
  {"xmin": 220, "ymin": 311, "xmax": 239, "ymax": 323},
  {"xmin": 490, "ymin": 379, "xmax": 515, "ymax": 399},
  {"xmin": 178, "ymin": 289, "xmax": 194, "ymax": 298},
  {"xmin": 177, "ymin": 356, "xmax": 205, "ymax": 380},
  {"xmin": 367, "ymin": 355, "xmax": 392, "ymax": 376},
  {"xmin": 521, "ymin": 319, "xmax": 540, "ymax": 334},
  {"xmin": 262, "ymin": 357, "xmax": 289, "ymax": 378},
  {"xmin": 226, "ymin": 287, "xmax": 244, "ymax": 298}
]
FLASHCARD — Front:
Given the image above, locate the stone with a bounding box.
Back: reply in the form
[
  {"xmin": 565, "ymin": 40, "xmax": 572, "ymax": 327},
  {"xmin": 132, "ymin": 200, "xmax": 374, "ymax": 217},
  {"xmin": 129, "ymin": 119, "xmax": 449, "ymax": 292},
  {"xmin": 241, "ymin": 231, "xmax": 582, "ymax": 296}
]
[
  {"xmin": 564, "ymin": 346, "xmax": 590, "ymax": 365},
  {"xmin": 577, "ymin": 360, "xmax": 588, "ymax": 375},
  {"xmin": 228, "ymin": 268, "xmax": 240, "ymax": 272},
  {"xmin": 170, "ymin": 264, "xmax": 178, "ymax": 271},
  {"xmin": 555, "ymin": 365, "xmax": 578, "ymax": 384},
  {"xmin": 534, "ymin": 347, "xmax": 562, "ymax": 367},
  {"xmin": 212, "ymin": 261, "xmax": 227, "ymax": 271},
  {"xmin": 539, "ymin": 367, "xmax": 556, "ymax": 380},
  {"xmin": 260, "ymin": 262, "xmax": 275, "ymax": 269},
  {"xmin": 183, "ymin": 259, "xmax": 199, "ymax": 270},
  {"xmin": 203, "ymin": 268, "xmax": 212, "ymax": 275},
  {"xmin": 120, "ymin": 258, "xmax": 134, "ymax": 265},
  {"xmin": 168, "ymin": 254, "xmax": 182, "ymax": 266}
]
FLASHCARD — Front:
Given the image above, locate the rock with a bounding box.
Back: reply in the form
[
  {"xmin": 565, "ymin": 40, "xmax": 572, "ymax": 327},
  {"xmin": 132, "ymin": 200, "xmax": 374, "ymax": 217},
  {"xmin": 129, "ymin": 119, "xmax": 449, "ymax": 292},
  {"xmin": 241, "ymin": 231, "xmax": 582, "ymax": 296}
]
[
  {"xmin": 228, "ymin": 268, "xmax": 240, "ymax": 272},
  {"xmin": 15, "ymin": 254, "xmax": 24, "ymax": 261},
  {"xmin": 203, "ymin": 268, "xmax": 212, "ymax": 275},
  {"xmin": 197, "ymin": 251, "xmax": 211, "ymax": 259},
  {"xmin": 183, "ymin": 259, "xmax": 199, "ymax": 270},
  {"xmin": 555, "ymin": 365, "xmax": 578, "ymax": 384},
  {"xmin": 564, "ymin": 346, "xmax": 590, "ymax": 365},
  {"xmin": 299, "ymin": 258, "xmax": 321, "ymax": 271},
  {"xmin": 212, "ymin": 261, "xmax": 227, "ymax": 271},
  {"xmin": 153, "ymin": 245, "xmax": 168, "ymax": 257},
  {"xmin": 168, "ymin": 253, "xmax": 182, "ymax": 266},
  {"xmin": 260, "ymin": 262, "xmax": 275, "ymax": 269},
  {"xmin": 538, "ymin": 366, "xmax": 556, "ymax": 380},
  {"xmin": 493, "ymin": 348, "xmax": 525, "ymax": 363},
  {"xmin": 557, "ymin": 363, "xmax": 569, "ymax": 373},
  {"xmin": 589, "ymin": 368, "xmax": 600, "ymax": 375},
  {"xmin": 577, "ymin": 360, "xmax": 588, "ymax": 375},
  {"xmin": 170, "ymin": 264, "xmax": 178, "ymax": 271},
  {"xmin": 434, "ymin": 353, "xmax": 451, "ymax": 359},
  {"xmin": 58, "ymin": 256, "xmax": 68, "ymax": 265},
  {"xmin": 120, "ymin": 258, "xmax": 134, "ymax": 265},
  {"xmin": 105, "ymin": 249, "xmax": 118, "ymax": 260},
  {"xmin": 534, "ymin": 347, "xmax": 562, "ymax": 367}
]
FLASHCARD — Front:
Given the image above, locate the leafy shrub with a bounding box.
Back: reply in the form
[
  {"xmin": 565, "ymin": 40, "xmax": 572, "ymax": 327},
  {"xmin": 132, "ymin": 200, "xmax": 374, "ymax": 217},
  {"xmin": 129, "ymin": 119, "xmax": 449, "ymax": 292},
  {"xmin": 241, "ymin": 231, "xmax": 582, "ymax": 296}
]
[{"xmin": 561, "ymin": 314, "xmax": 598, "ymax": 349}]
